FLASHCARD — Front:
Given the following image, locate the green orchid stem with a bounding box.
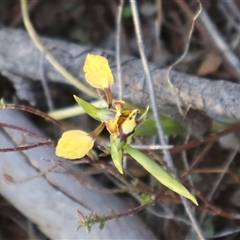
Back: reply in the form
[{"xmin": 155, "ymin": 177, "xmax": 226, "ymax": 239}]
[
  {"xmin": 123, "ymin": 145, "xmax": 198, "ymax": 205},
  {"xmin": 0, "ymin": 99, "xmax": 4, "ymax": 108},
  {"xmin": 110, "ymin": 135, "xmax": 126, "ymax": 174},
  {"xmin": 89, "ymin": 123, "xmax": 105, "ymax": 139}
]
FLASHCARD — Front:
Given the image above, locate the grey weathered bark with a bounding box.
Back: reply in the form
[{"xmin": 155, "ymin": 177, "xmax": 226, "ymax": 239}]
[{"xmin": 3, "ymin": 27, "xmax": 240, "ymax": 137}]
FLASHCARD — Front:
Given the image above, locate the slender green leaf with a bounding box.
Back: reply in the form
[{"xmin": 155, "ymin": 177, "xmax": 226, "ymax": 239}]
[
  {"xmin": 161, "ymin": 116, "xmax": 186, "ymax": 136},
  {"xmin": 134, "ymin": 119, "xmax": 158, "ymax": 136},
  {"xmin": 123, "ymin": 145, "xmax": 198, "ymax": 205},
  {"xmin": 135, "ymin": 118, "xmax": 186, "ymax": 137}
]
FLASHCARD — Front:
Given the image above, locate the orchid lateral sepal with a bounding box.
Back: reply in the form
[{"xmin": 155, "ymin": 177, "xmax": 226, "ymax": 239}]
[
  {"xmin": 56, "ymin": 130, "xmax": 95, "ymax": 160},
  {"xmin": 73, "ymin": 95, "xmax": 115, "ymax": 122},
  {"xmin": 55, "ymin": 123, "xmax": 105, "ymax": 160}
]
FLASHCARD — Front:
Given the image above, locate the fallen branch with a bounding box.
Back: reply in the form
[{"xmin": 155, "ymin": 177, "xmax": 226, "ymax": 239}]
[
  {"xmin": 1, "ymin": 28, "xmax": 240, "ymax": 137},
  {"xmin": 0, "ymin": 109, "xmax": 156, "ymax": 239}
]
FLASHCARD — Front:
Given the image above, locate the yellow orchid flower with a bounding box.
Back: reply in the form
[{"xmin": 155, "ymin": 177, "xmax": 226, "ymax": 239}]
[{"xmin": 55, "ymin": 54, "xmax": 198, "ymax": 205}]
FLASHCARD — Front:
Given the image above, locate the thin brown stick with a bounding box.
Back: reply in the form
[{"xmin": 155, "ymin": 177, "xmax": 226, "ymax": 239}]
[
  {"xmin": 0, "ymin": 141, "xmax": 55, "ymax": 152},
  {"xmin": 55, "ymin": 162, "xmax": 129, "ymax": 194},
  {"xmin": 2, "ymin": 103, "xmax": 63, "ymax": 129},
  {"xmin": 0, "ymin": 122, "xmax": 48, "ymax": 141},
  {"xmin": 194, "ymin": 168, "xmax": 240, "ymax": 186},
  {"xmin": 171, "ymin": 122, "xmax": 240, "ymax": 154},
  {"xmin": 181, "ymin": 142, "xmax": 214, "ymax": 178},
  {"xmin": 196, "ymin": 191, "xmax": 240, "ymax": 219}
]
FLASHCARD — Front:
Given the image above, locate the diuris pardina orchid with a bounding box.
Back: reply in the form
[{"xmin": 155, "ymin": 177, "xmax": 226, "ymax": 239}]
[{"xmin": 55, "ymin": 54, "xmax": 198, "ymax": 205}]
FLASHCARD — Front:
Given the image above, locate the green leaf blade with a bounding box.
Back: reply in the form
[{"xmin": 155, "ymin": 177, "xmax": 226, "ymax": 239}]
[
  {"xmin": 123, "ymin": 145, "xmax": 198, "ymax": 205},
  {"xmin": 135, "ymin": 118, "xmax": 186, "ymax": 137}
]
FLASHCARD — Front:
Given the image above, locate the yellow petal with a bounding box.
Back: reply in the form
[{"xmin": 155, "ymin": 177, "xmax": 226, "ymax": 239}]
[
  {"xmin": 83, "ymin": 54, "xmax": 114, "ymax": 89},
  {"xmin": 56, "ymin": 130, "xmax": 94, "ymax": 159}
]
